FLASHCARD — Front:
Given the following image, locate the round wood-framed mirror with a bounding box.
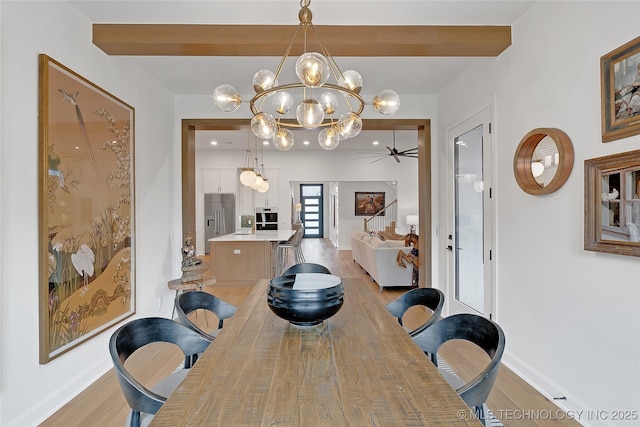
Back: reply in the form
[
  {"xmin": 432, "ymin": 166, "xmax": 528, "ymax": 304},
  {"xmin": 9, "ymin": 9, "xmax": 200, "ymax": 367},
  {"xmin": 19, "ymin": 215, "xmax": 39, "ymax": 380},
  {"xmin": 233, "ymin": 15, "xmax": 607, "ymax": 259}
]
[{"xmin": 513, "ymin": 127, "xmax": 574, "ymax": 195}]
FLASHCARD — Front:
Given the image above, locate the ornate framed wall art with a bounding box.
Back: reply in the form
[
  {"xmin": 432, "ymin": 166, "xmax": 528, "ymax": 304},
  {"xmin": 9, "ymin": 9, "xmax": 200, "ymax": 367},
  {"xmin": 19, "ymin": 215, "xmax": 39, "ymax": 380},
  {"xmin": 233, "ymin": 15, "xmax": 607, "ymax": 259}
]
[
  {"xmin": 584, "ymin": 150, "xmax": 640, "ymax": 257},
  {"xmin": 38, "ymin": 54, "xmax": 135, "ymax": 363},
  {"xmin": 601, "ymin": 36, "xmax": 640, "ymax": 142}
]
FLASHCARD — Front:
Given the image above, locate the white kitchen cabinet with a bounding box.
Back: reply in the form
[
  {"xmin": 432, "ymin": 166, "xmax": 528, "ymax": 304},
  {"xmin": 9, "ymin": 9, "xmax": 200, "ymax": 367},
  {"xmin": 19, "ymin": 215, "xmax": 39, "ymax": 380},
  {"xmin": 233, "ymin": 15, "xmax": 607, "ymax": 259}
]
[
  {"xmin": 202, "ymin": 169, "xmax": 237, "ymax": 194},
  {"xmin": 254, "ymin": 169, "xmax": 279, "ymax": 208}
]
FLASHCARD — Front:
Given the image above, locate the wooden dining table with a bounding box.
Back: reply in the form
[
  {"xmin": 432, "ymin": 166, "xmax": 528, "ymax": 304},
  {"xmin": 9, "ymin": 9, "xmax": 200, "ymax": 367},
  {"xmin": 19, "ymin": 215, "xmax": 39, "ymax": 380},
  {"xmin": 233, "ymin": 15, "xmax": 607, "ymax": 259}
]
[{"xmin": 150, "ymin": 278, "xmax": 481, "ymax": 426}]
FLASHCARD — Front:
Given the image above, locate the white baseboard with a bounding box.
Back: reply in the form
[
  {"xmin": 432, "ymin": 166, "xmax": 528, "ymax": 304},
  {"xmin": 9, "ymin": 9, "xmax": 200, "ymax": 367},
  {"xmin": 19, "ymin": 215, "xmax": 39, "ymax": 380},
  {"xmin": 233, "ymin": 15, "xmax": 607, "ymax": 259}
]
[
  {"xmin": 502, "ymin": 351, "xmax": 617, "ymax": 427},
  {"xmin": 5, "ymin": 356, "xmax": 112, "ymax": 427}
]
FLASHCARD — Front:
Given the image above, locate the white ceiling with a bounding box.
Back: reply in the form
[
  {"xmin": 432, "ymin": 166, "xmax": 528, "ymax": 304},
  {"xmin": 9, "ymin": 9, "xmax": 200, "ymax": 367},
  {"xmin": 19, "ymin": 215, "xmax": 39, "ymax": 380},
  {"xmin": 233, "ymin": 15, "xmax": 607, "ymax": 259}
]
[{"xmin": 69, "ymin": 0, "xmax": 534, "ymax": 152}]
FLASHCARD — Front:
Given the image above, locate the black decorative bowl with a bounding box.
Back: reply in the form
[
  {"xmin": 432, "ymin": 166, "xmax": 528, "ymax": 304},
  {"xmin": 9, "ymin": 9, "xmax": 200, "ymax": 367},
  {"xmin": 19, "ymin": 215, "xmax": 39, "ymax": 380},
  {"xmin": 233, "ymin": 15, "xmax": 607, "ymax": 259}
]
[{"xmin": 267, "ymin": 273, "xmax": 344, "ymax": 326}]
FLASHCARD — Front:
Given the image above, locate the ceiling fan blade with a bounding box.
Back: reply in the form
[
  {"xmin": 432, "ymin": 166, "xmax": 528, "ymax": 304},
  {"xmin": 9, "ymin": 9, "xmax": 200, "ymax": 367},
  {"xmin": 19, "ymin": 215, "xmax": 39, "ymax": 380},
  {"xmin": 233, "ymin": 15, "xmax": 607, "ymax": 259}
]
[
  {"xmin": 370, "ymin": 156, "xmax": 391, "ymax": 164},
  {"xmin": 384, "ymin": 146, "xmax": 401, "ymax": 162},
  {"xmin": 398, "ymin": 147, "xmax": 419, "ymax": 155},
  {"xmin": 353, "ymin": 153, "xmax": 388, "ymax": 161}
]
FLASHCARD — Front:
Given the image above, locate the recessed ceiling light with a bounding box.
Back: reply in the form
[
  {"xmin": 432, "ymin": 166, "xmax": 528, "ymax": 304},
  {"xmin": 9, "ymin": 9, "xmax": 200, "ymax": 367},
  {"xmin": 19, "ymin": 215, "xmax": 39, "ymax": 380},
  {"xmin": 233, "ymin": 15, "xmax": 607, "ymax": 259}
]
[
  {"xmin": 303, "ymin": 140, "xmax": 310, "ymax": 145},
  {"xmin": 263, "ymin": 140, "xmax": 269, "ymax": 145},
  {"xmin": 210, "ymin": 140, "xmax": 218, "ymax": 146},
  {"xmin": 372, "ymin": 140, "xmax": 379, "ymax": 146}
]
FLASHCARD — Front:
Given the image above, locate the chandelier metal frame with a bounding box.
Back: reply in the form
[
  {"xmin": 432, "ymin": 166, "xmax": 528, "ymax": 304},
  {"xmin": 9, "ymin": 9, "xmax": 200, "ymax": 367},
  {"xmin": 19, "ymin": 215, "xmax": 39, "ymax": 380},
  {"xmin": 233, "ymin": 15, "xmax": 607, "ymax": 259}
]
[{"xmin": 213, "ymin": 0, "xmax": 400, "ymax": 150}]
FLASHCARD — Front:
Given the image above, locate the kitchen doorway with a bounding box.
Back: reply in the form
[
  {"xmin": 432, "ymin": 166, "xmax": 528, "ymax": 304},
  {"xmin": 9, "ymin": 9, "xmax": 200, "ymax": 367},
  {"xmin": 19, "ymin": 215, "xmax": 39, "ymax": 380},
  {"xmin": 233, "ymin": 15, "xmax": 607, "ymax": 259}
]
[{"xmin": 300, "ymin": 184, "xmax": 324, "ymax": 238}]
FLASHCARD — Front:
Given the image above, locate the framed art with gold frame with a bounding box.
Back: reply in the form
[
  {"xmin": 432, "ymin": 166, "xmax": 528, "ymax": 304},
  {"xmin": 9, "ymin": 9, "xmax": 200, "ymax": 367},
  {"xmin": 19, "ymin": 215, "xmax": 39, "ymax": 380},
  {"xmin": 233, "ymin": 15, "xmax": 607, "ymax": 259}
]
[
  {"xmin": 38, "ymin": 54, "xmax": 135, "ymax": 363},
  {"xmin": 601, "ymin": 36, "xmax": 640, "ymax": 142},
  {"xmin": 584, "ymin": 150, "xmax": 640, "ymax": 257}
]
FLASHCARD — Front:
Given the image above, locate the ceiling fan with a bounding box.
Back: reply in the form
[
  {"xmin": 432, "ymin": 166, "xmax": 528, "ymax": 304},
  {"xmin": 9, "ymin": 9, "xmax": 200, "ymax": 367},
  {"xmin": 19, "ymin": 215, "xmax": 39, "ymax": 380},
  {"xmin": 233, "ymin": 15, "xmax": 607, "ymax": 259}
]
[{"xmin": 355, "ymin": 131, "xmax": 419, "ymax": 163}]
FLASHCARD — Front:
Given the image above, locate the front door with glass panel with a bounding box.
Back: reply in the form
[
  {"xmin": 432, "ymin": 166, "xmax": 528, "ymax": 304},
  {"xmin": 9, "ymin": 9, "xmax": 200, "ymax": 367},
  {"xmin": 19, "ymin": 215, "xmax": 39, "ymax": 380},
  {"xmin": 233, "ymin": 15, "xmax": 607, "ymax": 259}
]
[
  {"xmin": 300, "ymin": 184, "xmax": 323, "ymax": 238},
  {"xmin": 447, "ymin": 107, "xmax": 494, "ymax": 317}
]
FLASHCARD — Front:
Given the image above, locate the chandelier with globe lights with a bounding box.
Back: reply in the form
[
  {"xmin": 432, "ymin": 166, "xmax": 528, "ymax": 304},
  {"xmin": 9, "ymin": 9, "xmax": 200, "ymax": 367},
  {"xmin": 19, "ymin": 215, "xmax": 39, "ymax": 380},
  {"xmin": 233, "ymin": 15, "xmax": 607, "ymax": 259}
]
[{"xmin": 212, "ymin": 0, "xmax": 400, "ymax": 151}]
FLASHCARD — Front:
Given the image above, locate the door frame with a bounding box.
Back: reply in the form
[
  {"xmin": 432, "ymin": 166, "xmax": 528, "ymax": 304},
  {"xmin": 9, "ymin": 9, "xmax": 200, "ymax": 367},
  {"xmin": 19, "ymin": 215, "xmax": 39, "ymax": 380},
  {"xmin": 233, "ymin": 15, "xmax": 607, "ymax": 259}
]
[
  {"xmin": 444, "ymin": 105, "xmax": 496, "ymax": 318},
  {"xmin": 299, "ymin": 183, "xmax": 324, "ymax": 238},
  {"xmin": 181, "ymin": 118, "xmax": 432, "ymax": 288}
]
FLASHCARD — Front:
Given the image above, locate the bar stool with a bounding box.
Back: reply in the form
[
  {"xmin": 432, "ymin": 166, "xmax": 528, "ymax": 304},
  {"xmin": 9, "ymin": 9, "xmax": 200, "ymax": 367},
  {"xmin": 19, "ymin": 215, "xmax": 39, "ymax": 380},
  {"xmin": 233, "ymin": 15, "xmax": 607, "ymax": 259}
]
[{"xmin": 276, "ymin": 228, "xmax": 305, "ymax": 275}]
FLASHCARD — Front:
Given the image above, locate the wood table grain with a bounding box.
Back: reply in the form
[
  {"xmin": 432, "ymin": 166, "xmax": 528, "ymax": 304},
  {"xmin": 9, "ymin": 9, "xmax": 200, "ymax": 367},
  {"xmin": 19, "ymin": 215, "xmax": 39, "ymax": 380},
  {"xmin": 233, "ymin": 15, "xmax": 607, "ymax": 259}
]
[{"xmin": 151, "ymin": 278, "xmax": 481, "ymax": 426}]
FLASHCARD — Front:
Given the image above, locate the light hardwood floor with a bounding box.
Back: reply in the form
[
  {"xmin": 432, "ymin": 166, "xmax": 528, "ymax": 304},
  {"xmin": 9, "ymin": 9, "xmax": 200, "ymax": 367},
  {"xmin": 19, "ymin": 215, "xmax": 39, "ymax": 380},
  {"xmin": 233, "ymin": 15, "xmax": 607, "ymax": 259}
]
[{"xmin": 41, "ymin": 238, "xmax": 580, "ymax": 427}]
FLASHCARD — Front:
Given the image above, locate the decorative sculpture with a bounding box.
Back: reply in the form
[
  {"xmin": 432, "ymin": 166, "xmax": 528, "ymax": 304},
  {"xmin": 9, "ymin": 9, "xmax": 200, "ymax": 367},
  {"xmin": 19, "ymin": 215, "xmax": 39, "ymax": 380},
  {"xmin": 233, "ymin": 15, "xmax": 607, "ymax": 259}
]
[
  {"xmin": 181, "ymin": 231, "xmax": 203, "ymax": 282},
  {"xmin": 181, "ymin": 231, "xmax": 202, "ymax": 267},
  {"xmin": 396, "ymin": 232, "xmax": 419, "ymax": 288}
]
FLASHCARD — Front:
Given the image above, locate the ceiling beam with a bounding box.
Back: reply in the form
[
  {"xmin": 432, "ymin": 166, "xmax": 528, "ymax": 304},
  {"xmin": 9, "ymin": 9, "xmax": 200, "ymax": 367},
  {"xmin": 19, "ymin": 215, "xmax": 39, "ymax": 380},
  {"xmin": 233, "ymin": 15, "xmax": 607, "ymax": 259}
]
[{"xmin": 93, "ymin": 24, "xmax": 511, "ymax": 57}]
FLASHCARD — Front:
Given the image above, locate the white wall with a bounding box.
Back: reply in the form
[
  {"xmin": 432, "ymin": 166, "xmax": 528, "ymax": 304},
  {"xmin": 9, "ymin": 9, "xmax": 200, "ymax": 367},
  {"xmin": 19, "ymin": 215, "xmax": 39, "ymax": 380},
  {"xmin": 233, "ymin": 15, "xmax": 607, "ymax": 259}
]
[
  {"xmin": 436, "ymin": 1, "xmax": 640, "ymax": 425},
  {"xmin": 0, "ymin": 1, "xmax": 180, "ymax": 425}
]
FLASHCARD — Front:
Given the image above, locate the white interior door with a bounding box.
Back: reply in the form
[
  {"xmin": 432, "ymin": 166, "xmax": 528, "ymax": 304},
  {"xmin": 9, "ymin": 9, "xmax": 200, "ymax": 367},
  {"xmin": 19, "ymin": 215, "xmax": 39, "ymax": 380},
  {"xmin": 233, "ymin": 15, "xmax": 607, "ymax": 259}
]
[{"xmin": 446, "ymin": 106, "xmax": 494, "ymax": 317}]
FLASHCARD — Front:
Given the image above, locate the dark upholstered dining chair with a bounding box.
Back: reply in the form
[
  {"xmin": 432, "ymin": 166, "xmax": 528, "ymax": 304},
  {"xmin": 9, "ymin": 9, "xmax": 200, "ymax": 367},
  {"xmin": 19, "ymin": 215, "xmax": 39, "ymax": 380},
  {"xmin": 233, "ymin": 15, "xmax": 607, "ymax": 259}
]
[
  {"xmin": 411, "ymin": 313, "xmax": 505, "ymax": 426},
  {"xmin": 109, "ymin": 317, "xmax": 211, "ymax": 427},
  {"xmin": 282, "ymin": 262, "xmax": 331, "ymax": 275},
  {"xmin": 385, "ymin": 287, "xmax": 444, "ymax": 337},
  {"xmin": 174, "ymin": 291, "xmax": 237, "ymax": 342}
]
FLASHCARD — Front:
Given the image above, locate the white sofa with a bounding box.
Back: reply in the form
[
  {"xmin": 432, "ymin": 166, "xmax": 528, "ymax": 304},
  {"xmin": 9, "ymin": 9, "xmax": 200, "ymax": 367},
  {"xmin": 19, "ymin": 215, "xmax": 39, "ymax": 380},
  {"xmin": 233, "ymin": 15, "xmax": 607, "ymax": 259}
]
[{"xmin": 350, "ymin": 231, "xmax": 414, "ymax": 291}]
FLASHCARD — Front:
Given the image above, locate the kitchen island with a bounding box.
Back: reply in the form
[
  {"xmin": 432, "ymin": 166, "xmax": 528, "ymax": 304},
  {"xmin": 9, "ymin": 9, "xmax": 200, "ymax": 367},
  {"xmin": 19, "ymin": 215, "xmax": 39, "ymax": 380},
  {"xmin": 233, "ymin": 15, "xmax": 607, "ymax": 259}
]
[{"xmin": 208, "ymin": 229, "xmax": 296, "ymax": 285}]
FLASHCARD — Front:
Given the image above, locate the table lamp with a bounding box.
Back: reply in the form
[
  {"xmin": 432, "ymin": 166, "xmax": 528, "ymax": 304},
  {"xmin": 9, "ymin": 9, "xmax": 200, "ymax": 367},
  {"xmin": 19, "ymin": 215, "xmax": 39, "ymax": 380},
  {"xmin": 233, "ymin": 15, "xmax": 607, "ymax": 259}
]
[
  {"xmin": 406, "ymin": 214, "xmax": 419, "ymax": 234},
  {"xmin": 294, "ymin": 203, "xmax": 302, "ymax": 223}
]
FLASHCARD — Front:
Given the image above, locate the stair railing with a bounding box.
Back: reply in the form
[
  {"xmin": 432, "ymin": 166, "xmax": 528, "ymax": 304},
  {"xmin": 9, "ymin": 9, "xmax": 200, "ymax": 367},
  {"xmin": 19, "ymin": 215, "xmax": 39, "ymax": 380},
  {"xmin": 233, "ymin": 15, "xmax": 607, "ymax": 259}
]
[{"xmin": 363, "ymin": 199, "xmax": 397, "ymax": 234}]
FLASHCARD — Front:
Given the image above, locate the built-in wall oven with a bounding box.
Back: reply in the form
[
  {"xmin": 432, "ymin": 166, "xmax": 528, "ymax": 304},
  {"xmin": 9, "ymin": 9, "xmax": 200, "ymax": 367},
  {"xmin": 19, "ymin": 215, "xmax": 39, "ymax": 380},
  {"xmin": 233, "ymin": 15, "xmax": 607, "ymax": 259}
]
[{"xmin": 256, "ymin": 207, "xmax": 278, "ymax": 230}]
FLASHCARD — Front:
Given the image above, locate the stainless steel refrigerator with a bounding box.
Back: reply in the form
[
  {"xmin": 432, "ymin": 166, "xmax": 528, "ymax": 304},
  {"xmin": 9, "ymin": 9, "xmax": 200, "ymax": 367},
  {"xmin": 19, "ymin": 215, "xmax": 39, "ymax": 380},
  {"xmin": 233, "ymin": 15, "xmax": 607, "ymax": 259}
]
[{"xmin": 204, "ymin": 193, "xmax": 235, "ymax": 253}]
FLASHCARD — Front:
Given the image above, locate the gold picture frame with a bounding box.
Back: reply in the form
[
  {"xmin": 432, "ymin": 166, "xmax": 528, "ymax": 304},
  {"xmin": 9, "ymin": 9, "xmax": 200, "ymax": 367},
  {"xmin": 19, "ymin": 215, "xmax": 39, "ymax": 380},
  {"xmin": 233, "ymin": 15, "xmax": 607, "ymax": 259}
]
[
  {"xmin": 38, "ymin": 54, "xmax": 136, "ymax": 363},
  {"xmin": 584, "ymin": 150, "xmax": 640, "ymax": 257},
  {"xmin": 601, "ymin": 36, "xmax": 640, "ymax": 142}
]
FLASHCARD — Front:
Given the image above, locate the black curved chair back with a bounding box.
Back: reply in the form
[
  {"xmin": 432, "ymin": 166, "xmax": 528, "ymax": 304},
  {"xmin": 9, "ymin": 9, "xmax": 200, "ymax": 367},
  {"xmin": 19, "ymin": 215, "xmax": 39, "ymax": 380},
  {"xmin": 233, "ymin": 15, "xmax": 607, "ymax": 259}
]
[
  {"xmin": 109, "ymin": 317, "xmax": 211, "ymax": 426},
  {"xmin": 282, "ymin": 262, "xmax": 331, "ymax": 275},
  {"xmin": 412, "ymin": 313, "xmax": 505, "ymax": 418},
  {"xmin": 385, "ymin": 287, "xmax": 444, "ymax": 336},
  {"xmin": 175, "ymin": 291, "xmax": 237, "ymax": 340}
]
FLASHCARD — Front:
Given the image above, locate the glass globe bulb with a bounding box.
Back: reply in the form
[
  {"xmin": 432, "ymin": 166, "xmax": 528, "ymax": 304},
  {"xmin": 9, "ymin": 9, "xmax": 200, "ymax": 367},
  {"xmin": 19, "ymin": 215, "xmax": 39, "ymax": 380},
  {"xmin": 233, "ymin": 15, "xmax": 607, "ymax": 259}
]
[
  {"xmin": 213, "ymin": 84, "xmax": 241, "ymax": 112},
  {"xmin": 296, "ymin": 99, "xmax": 325, "ymax": 129},
  {"xmin": 295, "ymin": 52, "xmax": 330, "ymax": 88},
  {"xmin": 338, "ymin": 70, "xmax": 363, "ymax": 93},
  {"xmin": 337, "ymin": 112, "xmax": 362, "ymax": 139},
  {"xmin": 273, "ymin": 128, "xmax": 295, "ymax": 151},
  {"xmin": 251, "ymin": 174, "xmax": 264, "ymax": 190},
  {"xmin": 239, "ymin": 168, "xmax": 257, "ymax": 186},
  {"xmin": 373, "ymin": 89, "xmax": 401, "ymax": 116},
  {"xmin": 318, "ymin": 128, "xmax": 340, "ymax": 150},
  {"xmin": 318, "ymin": 92, "xmax": 339, "ymax": 115},
  {"xmin": 252, "ymin": 69, "xmax": 277, "ymax": 94},
  {"xmin": 250, "ymin": 112, "xmax": 277, "ymax": 139},
  {"xmin": 272, "ymin": 91, "xmax": 294, "ymax": 115},
  {"xmin": 257, "ymin": 179, "xmax": 270, "ymax": 193}
]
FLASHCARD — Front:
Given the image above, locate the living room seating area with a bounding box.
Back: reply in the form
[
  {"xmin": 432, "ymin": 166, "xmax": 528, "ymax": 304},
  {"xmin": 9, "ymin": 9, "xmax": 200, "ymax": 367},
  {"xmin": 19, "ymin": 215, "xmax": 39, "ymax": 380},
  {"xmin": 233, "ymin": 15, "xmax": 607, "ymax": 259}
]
[{"xmin": 350, "ymin": 231, "xmax": 414, "ymax": 291}]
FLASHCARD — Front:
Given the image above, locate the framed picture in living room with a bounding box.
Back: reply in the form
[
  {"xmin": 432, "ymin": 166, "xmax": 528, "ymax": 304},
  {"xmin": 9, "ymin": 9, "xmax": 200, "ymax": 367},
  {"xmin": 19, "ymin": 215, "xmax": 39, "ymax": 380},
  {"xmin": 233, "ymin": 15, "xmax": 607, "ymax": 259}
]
[
  {"xmin": 584, "ymin": 150, "xmax": 640, "ymax": 257},
  {"xmin": 355, "ymin": 192, "xmax": 385, "ymax": 216},
  {"xmin": 38, "ymin": 54, "xmax": 136, "ymax": 363},
  {"xmin": 601, "ymin": 36, "xmax": 640, "ymax": 142}
]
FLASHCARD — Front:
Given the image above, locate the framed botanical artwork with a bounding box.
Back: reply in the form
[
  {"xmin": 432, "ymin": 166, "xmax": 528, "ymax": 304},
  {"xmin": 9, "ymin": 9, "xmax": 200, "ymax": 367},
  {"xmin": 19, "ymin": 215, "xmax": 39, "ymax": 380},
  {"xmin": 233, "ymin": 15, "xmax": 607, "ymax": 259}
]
[
  {"xmin": 38, "ymin": 54, "xmax": 135, "ymax": 363},
  {"xmin": 355, "ymin": 192, "xmax": 385, "ymax": 216},
  {"xmin": 601, "ymin": 36, "xmax": 640, "ymax": 142},
  {"xmin": 584, "ymin": 150, "xmax": 640, "ymax": 257}
]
